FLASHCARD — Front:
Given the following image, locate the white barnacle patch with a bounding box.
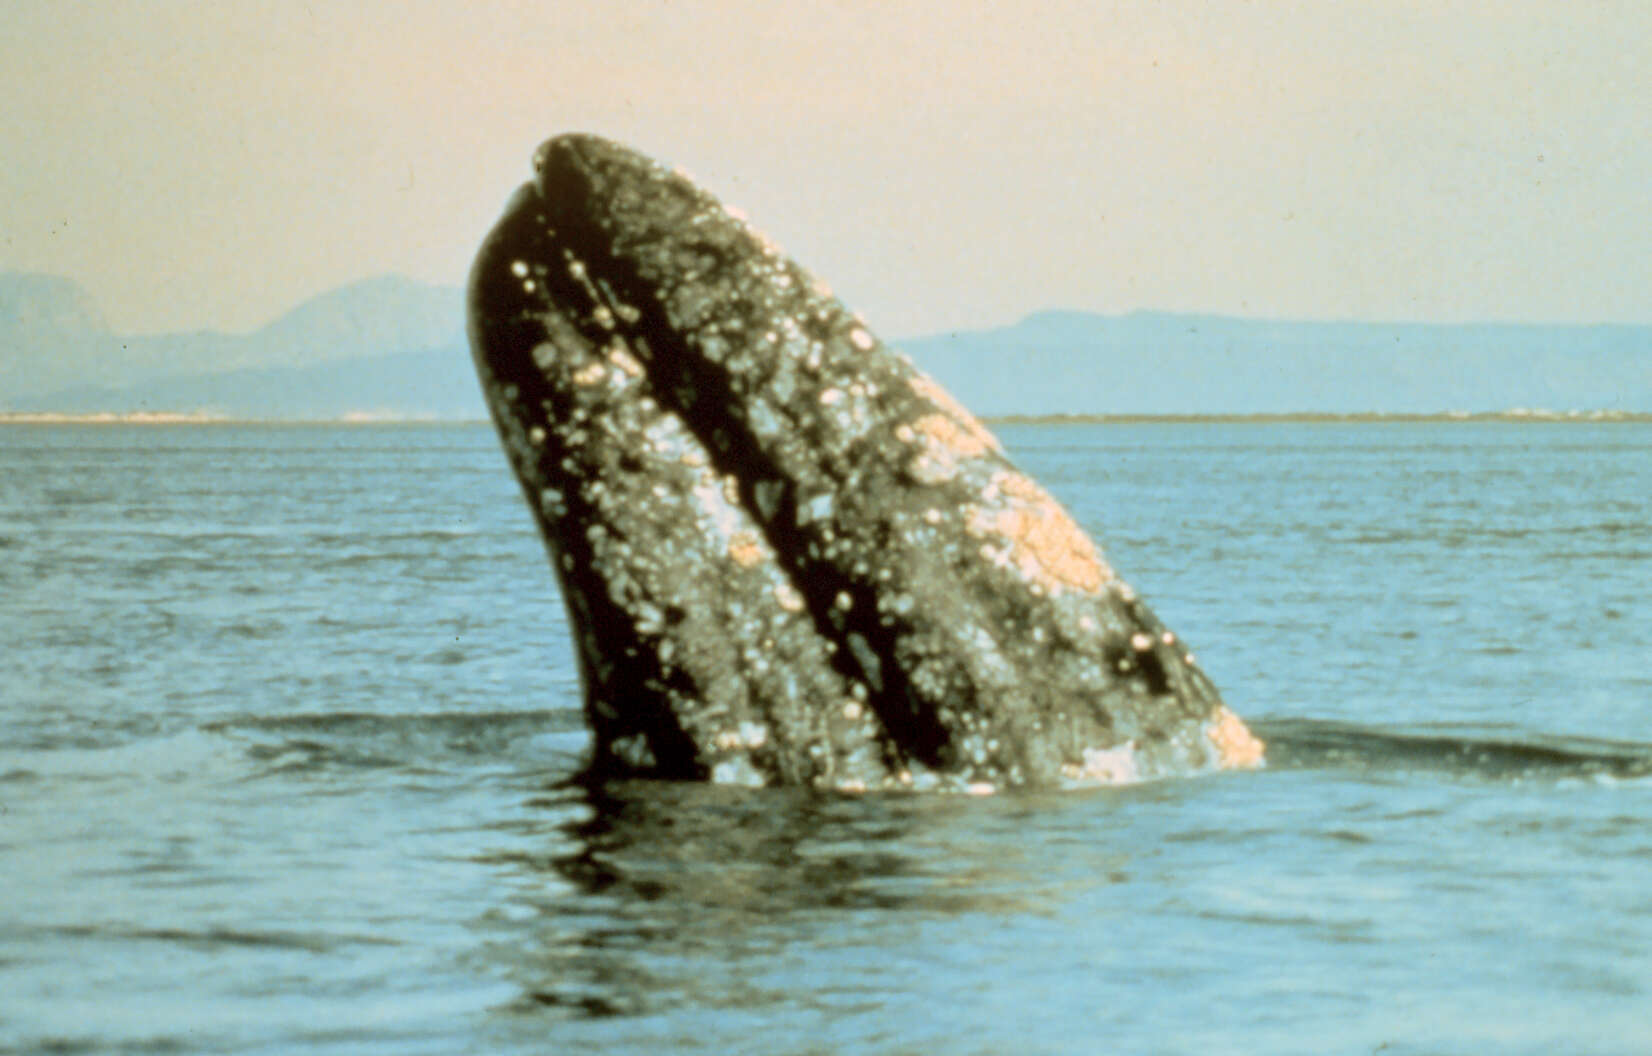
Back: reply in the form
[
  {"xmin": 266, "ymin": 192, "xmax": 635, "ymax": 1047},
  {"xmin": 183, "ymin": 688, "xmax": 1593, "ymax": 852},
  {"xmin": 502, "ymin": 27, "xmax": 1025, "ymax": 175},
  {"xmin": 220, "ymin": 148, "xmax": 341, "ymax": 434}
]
[
  {"xmin": 849, "ymin": 327, "xmax": 875, "ymax": 351},
  {"xmin": 567, "ymin": 259, "xmax": 587, "ymax": 280},
  {"xmin": 1062, "ymin": 744, "xmax": 1143, "ymax": 786},
  {"xmin": 748, "ymin": 398, "xmax": 783, "ymax": 439},
  {"xmin": 1130, "ymin": 632, "xmax": 1154, "ymax": 652},
  {"xmin": 799, "ymin": 491, "xmax": 834, "ymax": 525},
  {"xmin": 819, "ymin": 387, "xmax": 844, "ymax": 407},
  {"xmin": 610, "ymin": 734, "xmax": 656, "ymax": 771},
  {"xmin": 846, "ymin": 632, "xmax": 882, "ymax": 691},
  {"xmin": 572, "ymin": 362, "xmax": 608, "ymax": 387},
  {"xmin": 608, "ymin": 344, "xmax": 644, "ymax": 378},
  {"xmin": 752, "ymin": 478, "xmax": 785, "ymax": 523},
  {"xmin": 528, "ymin": 425, "xmax": 547, "ymax": 446},
  {"xmin": 834, "ymin": 590, "xmax": 854, "ymax": 613},
  {"xmin": 773, "ymin": 581, "xmax": 806, "ymax": 613},
  {"xmin": 633, "ymin": 601, "xmax": 665, "ymax": 634},
  {"xmin": 510, "ymin": 260, "xmax": 529, "ymax": 278},
  {"xmin": 880, "ymin": 592, "xmax": 915, "ymax": 617},
  {"xmin": 755, "ymin": 232, "xmax": 783, "ymax": 258},
  {"xmin": 711, "ymin": 757, "xmax": 766, "ymax": 788},
  {"xmin": 591, "ymin": 305, "xmax": 616, "ymax": 330},
  {"xmin": 688, "ymin": 471, "xmax": 748, "ymax": 548},
  {"xmin": 978, "ymin": 542, "xmax": 1012, "ymax": 570}
]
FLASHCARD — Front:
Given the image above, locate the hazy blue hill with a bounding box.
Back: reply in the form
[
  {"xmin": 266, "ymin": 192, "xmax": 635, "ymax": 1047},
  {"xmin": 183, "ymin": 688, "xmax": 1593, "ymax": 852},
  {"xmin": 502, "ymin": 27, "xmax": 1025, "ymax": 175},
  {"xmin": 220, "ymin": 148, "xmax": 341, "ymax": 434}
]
[
  {"xmin": 902, "ymin": 310, "xmax": 1652, "ymax": 415},
  {"xmin": 1, "ymin": 272, "xmax": 118, "ymax": 401},
  {"xmin": 0, "ymin": 272, "xmax": 110, "ymax": 335},
  {"xmin": 246, "ymin": 276, "xmax": 462, "ymax": 371},
  {"xmin": 2, "ymin": 273, "xmax": 464, "ymax": 410},
  {"xmin": 17, "ymin": 344, "xmax": 482, "ymax": 420}
]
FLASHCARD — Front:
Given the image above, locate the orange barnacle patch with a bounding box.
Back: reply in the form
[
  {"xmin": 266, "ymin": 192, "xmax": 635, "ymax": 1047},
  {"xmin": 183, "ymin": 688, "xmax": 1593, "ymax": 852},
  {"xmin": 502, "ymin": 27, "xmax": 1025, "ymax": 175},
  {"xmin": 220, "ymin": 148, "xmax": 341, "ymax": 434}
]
[
  {"xmin": 1205, "ymin": 706, "xmax": 1266, "ymax": 769},
  {"xmin": 908, "ymin": 375, "xmax": 1002, "ymax": 455},
  {"xmin": 966, "ymin": 472, "xmax": 1114, "ymax": 595},
  {"xmin": 905, "ymin": 412, "xmax": 994, "ymax": 484},
  {"xmin": 727, "ymin": 531, "xmax": 765, "ymax": 569},
  {"xmin": 914, "ymin": 412, "xmax": 991, "ymax": 457},
  {"xmin": 608, "ymin": 344, "xmax": 645, "ymax": 378}
]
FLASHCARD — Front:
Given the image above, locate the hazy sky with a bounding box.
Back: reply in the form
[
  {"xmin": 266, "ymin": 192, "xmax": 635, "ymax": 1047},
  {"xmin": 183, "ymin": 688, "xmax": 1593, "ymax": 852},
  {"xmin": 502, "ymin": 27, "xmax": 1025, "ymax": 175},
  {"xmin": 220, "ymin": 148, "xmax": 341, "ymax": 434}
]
[{"xmin": 3, "ymin": 1, "xmax": 1649, "ymax": 337}]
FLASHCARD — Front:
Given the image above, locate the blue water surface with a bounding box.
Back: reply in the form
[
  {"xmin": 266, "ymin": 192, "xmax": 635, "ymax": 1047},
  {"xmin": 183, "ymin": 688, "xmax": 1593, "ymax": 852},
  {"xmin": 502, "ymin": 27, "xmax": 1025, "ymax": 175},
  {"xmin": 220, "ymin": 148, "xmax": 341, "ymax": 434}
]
[{"xmin": 1, "ymin": 422, "xmax": 1649, "ymax": 1055}]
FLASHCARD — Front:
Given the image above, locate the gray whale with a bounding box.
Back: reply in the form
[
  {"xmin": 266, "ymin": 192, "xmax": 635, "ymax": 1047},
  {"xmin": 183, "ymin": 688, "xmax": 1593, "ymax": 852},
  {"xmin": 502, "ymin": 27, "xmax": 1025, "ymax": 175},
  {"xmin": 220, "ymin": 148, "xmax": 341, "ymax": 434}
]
[{"xmin": 467, "ymin": 133, "xmax": 1262, "ymax": 791}]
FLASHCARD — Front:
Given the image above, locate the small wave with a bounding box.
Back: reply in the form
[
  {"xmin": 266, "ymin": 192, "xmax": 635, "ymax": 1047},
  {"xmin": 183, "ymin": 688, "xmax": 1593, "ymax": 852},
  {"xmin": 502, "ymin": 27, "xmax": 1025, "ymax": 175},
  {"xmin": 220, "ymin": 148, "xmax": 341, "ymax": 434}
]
[
  {"xmin": 1252, "ymin": 717, "xmax": 1652, "ymax": 780},
  {"xmin": 35, "ymin": 922, "xmax": 398, "ymax": 953},
  {"xmin": 203, "ymin": 708, "xmax": 587, "ymax": 775},
  {"xmin": 222, "ymin": 620, "xmax": 285, "ymax": 640},
  {"xmin": 207, "ymin": 708, "xmax": 584, "ymax": 737},
  {"xmin": 307, "ymin": 528, "xmax": 483, "ymax": 545}
]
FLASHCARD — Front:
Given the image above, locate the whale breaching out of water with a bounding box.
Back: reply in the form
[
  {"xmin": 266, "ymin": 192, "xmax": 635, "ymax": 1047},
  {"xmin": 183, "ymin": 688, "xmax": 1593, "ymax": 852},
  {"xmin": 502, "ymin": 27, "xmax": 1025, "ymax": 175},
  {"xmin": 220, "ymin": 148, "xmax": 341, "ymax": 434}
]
[{"xmin": 466, "ymin": 133, "xmax": 1262, "ymax": 791}]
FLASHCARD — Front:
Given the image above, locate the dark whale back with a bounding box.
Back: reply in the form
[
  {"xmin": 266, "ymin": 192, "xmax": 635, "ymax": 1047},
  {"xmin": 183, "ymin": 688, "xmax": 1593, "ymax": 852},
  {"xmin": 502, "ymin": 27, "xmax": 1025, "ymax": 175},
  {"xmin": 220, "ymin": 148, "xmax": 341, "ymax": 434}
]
[{"xmin": 467, "ymin": 133, "xmax": 1262, "ymax": 790}]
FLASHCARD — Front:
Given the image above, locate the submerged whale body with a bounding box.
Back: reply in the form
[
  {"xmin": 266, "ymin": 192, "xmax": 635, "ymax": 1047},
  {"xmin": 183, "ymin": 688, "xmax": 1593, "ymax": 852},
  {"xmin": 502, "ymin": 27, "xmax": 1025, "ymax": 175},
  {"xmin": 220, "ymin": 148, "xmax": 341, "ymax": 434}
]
[{"xmin": 467, "ymin": 133, "xmax": 1263, "ymax": 791}]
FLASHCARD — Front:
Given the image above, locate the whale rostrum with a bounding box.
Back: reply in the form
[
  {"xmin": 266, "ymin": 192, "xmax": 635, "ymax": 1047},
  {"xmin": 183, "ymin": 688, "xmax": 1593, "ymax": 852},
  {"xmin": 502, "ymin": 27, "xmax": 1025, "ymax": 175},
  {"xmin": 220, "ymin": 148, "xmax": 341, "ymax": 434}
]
[{"xmin": 467, "ymin": 133, "xmax": 1263, "ymax": 791}]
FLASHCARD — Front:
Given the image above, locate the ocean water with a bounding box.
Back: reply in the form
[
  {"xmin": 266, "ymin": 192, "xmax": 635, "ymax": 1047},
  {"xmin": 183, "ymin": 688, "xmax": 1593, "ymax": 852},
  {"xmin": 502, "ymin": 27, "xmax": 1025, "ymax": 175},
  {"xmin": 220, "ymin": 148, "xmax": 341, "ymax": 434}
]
[{"xmin": 2, "ymin": 421, "xmax": 1650, "ymax": 1055}]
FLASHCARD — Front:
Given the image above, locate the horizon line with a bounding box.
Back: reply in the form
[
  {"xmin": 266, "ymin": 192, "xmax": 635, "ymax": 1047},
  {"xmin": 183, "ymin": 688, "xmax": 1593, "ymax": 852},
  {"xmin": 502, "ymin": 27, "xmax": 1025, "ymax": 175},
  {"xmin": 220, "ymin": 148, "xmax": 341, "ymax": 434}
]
[{"xmin": 5, "ymin": 410, "xmax": 1650, "ymax": 427}]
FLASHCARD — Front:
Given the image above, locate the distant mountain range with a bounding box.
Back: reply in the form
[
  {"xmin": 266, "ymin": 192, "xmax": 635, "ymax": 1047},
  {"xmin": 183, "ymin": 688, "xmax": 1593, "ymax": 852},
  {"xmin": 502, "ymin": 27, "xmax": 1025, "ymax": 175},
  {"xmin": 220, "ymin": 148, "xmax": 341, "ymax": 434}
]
[
  {"xmin": 1, "ymin": 272, "xmax": 471, "ymax": 419},
  {"xmin": 3, "ymin": 271, "xmax": 1649, "ymax": 419},
  {"xmin": 902, "ymin": 311, "xmax": 1652, "ymax": 417}
]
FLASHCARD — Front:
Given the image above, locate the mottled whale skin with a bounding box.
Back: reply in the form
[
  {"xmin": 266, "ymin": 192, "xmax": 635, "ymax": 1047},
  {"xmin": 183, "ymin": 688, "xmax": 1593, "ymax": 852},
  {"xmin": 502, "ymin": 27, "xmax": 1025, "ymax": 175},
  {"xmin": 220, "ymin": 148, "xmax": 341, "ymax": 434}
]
[{"xmin": 467, "ymin": 133, "xmax": 1262, "ymax": 791}]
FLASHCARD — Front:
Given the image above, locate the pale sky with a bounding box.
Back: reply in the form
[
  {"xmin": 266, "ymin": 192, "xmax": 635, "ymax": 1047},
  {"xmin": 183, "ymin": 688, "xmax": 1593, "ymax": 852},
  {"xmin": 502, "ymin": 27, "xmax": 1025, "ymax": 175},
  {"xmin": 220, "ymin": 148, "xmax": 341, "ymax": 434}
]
[{"xmin": 3, "ymin": 0, "xmax": 1649, "ymax": 338}]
